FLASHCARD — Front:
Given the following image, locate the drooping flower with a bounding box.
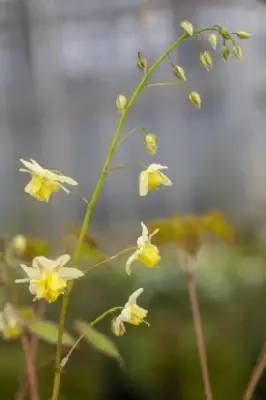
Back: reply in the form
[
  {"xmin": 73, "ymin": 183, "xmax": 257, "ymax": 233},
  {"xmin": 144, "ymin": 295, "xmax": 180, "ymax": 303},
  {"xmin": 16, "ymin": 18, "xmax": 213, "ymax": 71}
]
[
  {"xmin": 111, "ymin": 288, "xmax": 148, "ymax": 336},
  {"xmin": 19, "ymin": 159, "xmax": 78, "ymax": 202},
  {"xmin": 126, "ymin": 222, "xmax": 160, "ymax": 275},
  {"xmin": 15, "ymin": 255, "xmax": 83, "ymax": 303},
  {"xmin": 0, "ymin": 304, "xmax": 22, "ymax": 340},
  {"xmin": 139, "ymin": 163, "xmax": 172, "ymax": 196}
]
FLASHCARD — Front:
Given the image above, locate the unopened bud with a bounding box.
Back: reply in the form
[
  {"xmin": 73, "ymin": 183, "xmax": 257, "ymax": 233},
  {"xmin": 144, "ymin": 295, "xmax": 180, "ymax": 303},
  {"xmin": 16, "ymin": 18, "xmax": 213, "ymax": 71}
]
[
  {"xmin": 188, "ymin": 91, "xmax": 201, "ymax": 109},
  {"xmin": 208, "ymin": 33, "xmax": 217, "ymax": 50},
  {"xmin": 236, "ymin": 31, "xmax": 252, "ymax": 39},
  {"xmin": 199, "ymin": 51, "xmax": 212, "ymax": 71},
  {"xmin": 221, "ymin": 45, "xmax": 230, "ymax": 60},
  {"xmin": 180, "ymin": 20, "xmax": 194, "ymax": 37},
  {"xmin": 116, "ymin": 94, "xmax": 127, "ymax": 113},
  {"xmin": 137, "ymin": 52, "xmax": 148, "ymax": 73},
  {"xmin": 173, "ymin": 65, "xmax": 186, "ymax": 81},
  {"xmin": 144, "ymin": 133, "xmax": 158, "ymax": 156},
  {"xmin": 11, "ymin": 235, "xmax": 27, "ymax": 257},
  {"xmin": 219, "ymin": 27, "xmax": 231, "ymax": 40},
  {"xmin": 233, "ymin": 45, "xmax": 243, "ymax": 60}
]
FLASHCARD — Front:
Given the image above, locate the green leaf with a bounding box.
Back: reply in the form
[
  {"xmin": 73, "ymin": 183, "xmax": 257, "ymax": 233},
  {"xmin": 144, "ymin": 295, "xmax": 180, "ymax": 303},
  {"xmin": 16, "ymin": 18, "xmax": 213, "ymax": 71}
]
[
  {"xmin": 76, "ymin": 320, "xmax": 124, "ymax": 367},
  {"xmin": 27, "ymin": 320, "xmax": 74, "ymax": 347}
]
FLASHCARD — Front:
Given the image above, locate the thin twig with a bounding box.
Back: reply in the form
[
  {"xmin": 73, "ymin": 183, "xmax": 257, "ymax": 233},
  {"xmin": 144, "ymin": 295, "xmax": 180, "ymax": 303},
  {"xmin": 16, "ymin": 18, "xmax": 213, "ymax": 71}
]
[
  {"xmin": 19, "ymin": 333, "xmax": 39, "ymax": 400},
  {"xmin": 15, "ymin": 301, "xmax": 46, "ymax": 400},
  {"xmin": 243, "ymin": 343, "xmax": 266, "ymax": 400},
  {"xmin": 186, "ymin": 271, "xmax": 213, "ymax": 400}
]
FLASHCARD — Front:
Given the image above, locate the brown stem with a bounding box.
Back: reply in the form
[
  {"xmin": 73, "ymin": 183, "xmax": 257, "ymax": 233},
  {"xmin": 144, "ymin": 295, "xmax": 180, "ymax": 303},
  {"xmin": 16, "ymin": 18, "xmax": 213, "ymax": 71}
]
[
  {"xmin": 243, "ymin": 343, "xmax": 266, "ymax": 400},
  {"xmin": 19, "ymin": 333, "xmax": 39, "ymax": 400},
  {"xmin": 15, "ymin": 301, "xmax": 46, "ymax": 400},
  {"xmin": 186, "ymin": 272, "xmax": 213, "ymax": 400}
]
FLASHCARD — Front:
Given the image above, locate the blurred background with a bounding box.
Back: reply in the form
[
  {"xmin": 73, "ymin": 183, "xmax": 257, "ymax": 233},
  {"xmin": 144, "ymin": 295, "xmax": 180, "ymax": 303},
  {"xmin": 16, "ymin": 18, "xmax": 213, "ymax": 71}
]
[{"xmin": 1, "ymin": 0, "xmax": 266, "ymax": 398}]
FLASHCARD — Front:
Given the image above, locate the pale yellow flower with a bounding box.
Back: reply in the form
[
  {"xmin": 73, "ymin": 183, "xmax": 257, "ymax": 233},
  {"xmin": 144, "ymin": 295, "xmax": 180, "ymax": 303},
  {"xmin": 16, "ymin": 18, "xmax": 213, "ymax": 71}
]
[
  {"xmin": 112, "ymin": 288, "xmax": 148, "ymax": 336},
  {"xmin": 139, "ymin": 163, "xmax": 172, "ymax": 196},
  {"xmin": 126, "ymin": 222, "xmax": 160, "ymax": 275},
  {"xmin": 15, "ymin": 255, "xmax": 83, "ymax": 303},
  {"xmin": 20, "ymin": 159, "xmax": 78, "ymax": 202},
  {"xmin": 0, "ymin": 304, "xmax": 22, "ymax": 340}
]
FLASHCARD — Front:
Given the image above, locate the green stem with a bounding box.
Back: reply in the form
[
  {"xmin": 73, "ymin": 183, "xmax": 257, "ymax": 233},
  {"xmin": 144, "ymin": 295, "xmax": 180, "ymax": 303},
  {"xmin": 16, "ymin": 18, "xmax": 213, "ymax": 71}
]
[
  {"xmin": 145, "ymin": 81, "xmax": 182, "ymax": 88},
  {"xmin": 108, "ymin": 162, "xmax": 146, "ymax": 172},
  {"xmin": 84, "ymin": 247, "xmax": 136, "ymax": 274},
  {"xmin": 51, "ymin": 26, "xmax": 216, "ymax": 400},
  {"xmin": 60, "ymin": 307, "xmax": 123, "ymax": 369}
]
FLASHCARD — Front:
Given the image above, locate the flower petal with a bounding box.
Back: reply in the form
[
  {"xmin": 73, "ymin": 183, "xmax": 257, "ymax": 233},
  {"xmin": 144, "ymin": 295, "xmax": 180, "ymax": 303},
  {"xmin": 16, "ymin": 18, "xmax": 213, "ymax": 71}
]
[
  {"xmin": 147, "ymin": 163, "xmax": 168, "ymax": 172},
  {"xmin": 32, "ymin": 256, "xmax": 56, "ymax": 272},
  {"xmin": 29, "ymin": 282, "xmax": 37, "ymax": 295},
  {"xmin": 160, "ymin": 172, "xmax": 172, "ymax": 187},
  {"xmin": 15, "ymin": 278, "xmax": 31, "ymax": 283},
  {"xmin": 58, "ymin": 267, "xmax": 83, "ymax": 280},
  {"xmin": 56, "ymin": 254, "xmax": 71, "ymax": 268},
  {"xmin": 127, "ymin": 288, "xmax": 144, "ymax": 305},
  {"xmin": 125, "ymin": 250, "xmax": 140, "ymax": 275},
  {"xmin": 20, "ymin": 264, "xmax": 39, "ymax": 279},
  {"xmin": 139, "ymin": 171, "xmax": 148, "ymax": 196},
  {"xmin": 54, "ymin": 174, "xmax": 78, "ymax": 186},
  {"xmin": 149, "ymin": 228, "xmax": 159, "ymax": 240}
]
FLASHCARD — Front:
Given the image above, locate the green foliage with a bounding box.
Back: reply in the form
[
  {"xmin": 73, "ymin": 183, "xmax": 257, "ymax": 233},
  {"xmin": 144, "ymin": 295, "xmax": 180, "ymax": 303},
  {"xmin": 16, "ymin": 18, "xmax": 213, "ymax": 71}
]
[{"xmin": 76, "ymin": 321, "xmax": 123, "ymax": 367}]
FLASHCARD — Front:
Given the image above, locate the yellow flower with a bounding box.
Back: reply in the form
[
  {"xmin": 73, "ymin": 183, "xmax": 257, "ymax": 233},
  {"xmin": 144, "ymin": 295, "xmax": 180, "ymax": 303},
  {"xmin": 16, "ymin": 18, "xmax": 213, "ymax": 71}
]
[
  {"xmin": 19, "ymin": 159, "xmax": 78, "ymax": 202},
  {"xmin": 112, "ymin": 288, "xmax": 148, "ymax": 336},
  {"xmin": 0, "ymin": 304, "xmax": 22, "ymax": 340},
  {"xmin": 126, "ymin": 222, "xmax": 160, "ymax": 275},
  {"xmin": 15, "ymin": 255, "xmax": 83, "ymax": 303},
  {"xmin": 139, "ymin": 163, "xmax": 172, "ymax": 196}
]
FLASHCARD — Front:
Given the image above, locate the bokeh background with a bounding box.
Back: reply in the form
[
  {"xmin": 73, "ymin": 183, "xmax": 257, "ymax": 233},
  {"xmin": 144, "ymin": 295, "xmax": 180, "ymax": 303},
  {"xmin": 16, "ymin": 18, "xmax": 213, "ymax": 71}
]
[{"xmin": 1, "ymin": 0, "xmax": 266, "ymax": 398}]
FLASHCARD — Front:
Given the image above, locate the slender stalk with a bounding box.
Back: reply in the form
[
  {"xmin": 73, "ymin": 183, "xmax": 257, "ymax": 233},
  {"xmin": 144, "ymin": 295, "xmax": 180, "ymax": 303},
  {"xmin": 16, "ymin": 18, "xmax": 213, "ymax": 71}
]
[
  {"xmin": 186, "ymin": 272, "xmax": 213, "ymax": 400},
  {"xmin": 16, "ymin": 301, "xmax": 46, "ymax": 400},
  {"xmin": 20, "ymin": 333, "xmax": 39, "ymax": 400},
  {"xmin": 84, "ymin": 247, "xmax": 135, "ymax": 274},
  {"xmin": 51, "ymin": 26, "xmax": 218, "ymax": 400},
  {"xmin": 61, "ymin": 306, "xmax": 123, "ymax": 368},
  {"xmin": 243, "ymin": 343, "xmax": 266, "ymax": 400},
  {"xmin": 145, "ymin": 81, "xmax": 182, "ymax": 88}
]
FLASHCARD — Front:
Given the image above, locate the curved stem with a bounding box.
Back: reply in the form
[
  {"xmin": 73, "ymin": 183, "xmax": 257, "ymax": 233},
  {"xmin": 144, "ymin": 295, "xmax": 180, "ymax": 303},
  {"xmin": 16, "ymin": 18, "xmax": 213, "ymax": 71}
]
[
  {"xmin": 20, "ymin": 333, "xmax": 39, "ymax": 400},
  {"xmin": 186, "ymin": 272, "xmax": 213, "ymax": 400},
  {"xmin": 60, "ymin": 306, "xmax": 123, "ymax": 369},
  {"xmin": 243, "ymin": 343, "xmax": 266, "ymax": 400},
  {"xmin": 84, "ymin": 247, "xmax": 136, "ymax": 274},
  {"xmin": 51, "ymin": 26, "xmax": 217, "ymax": 400}
]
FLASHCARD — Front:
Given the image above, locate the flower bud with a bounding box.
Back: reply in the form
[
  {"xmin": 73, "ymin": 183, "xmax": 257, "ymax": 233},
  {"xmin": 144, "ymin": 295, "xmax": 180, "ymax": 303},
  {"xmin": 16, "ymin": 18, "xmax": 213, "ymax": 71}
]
[
  {"xmin": 221, "ymin": 45, "xmax": 230, "ymax": 60},
  {"xmin": 188, "ymin": 91, "xmax": 201, "ymax": 109},
  {"xmin": 144, "ymin": 133, "xmax": 158, "ymax": 156},
  {"xmin": 11, "ymin": 235, "xmax": 27, "ymax": 257},
  {"xmin": 208, "ymin": 33, "xmax": 217, "ymax": 50},
  {"xmin": 180, "ymin": 20, "xmax": 194, "ymax": 36},
  {"xmin": 137, "ymin": 52, "xmax": 148, "ymax": 73},
  {"xmin": 236, "ymin": 31, "xmax": 252, "ymax": 39},
  {"xmin": 219, "ymin": 27, "xmax": 231, "ymax": 40},
  {"xmin": 116, "ymin": 94, "xmax": 127, "ymax": 113},
  {"xmin": 173, "ymin": 65, "xmax": 187, "ymax": 81},
  {"xmin": 199, "ymin": 51, "xmax": 212, "ymax": 71},
  {"xmin": 233, "ymin": 45, "xmax": 243, "ymax": 60}
]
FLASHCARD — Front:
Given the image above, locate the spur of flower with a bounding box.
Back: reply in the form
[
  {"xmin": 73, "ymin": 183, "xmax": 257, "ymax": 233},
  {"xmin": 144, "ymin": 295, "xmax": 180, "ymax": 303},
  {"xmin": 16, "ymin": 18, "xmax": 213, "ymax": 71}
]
[
  {"xmin": 15, "ymin": 255, "xmax": 83, "ymax": 303},
  {"xmin": 19, "ymin": 159, "xmax": 78, "ymax": 202},
  {"xmin": 139, "ymin": 163, "xmax": 172, "ymax": 196},
  {"xmin": 111, "ymin": 288, "xmax": 148, "ymax": 336},
  {"xmin": 0, "ymin": 304, "xmax": 22, "ymax": 340},
  {"xmin": 126, "ymin": 222, "xmax": 160, "ymax": 275}
]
